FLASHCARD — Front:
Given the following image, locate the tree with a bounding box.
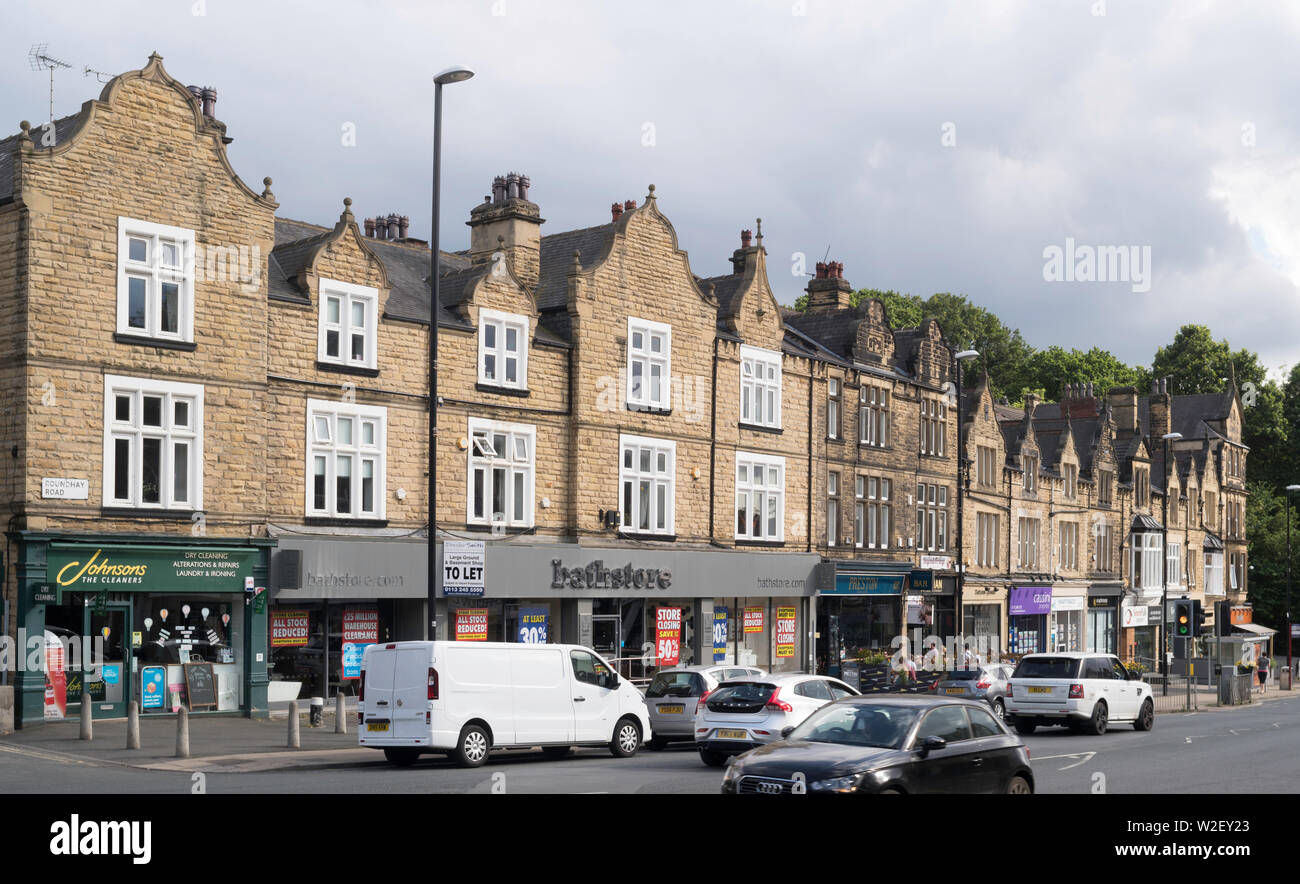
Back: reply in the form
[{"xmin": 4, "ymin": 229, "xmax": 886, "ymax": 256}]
[
  {"xmin": 1022, "ymin": 345, "xmax": 1145, "ymax": 403},
  {"xmin": 854, "ymin": 288, "xmax": 924, "ymax": 328}
]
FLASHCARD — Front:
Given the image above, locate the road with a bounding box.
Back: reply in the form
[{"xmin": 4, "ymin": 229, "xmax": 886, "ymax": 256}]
[{"xmin": 2, "ymin": 695, "xmax": 1297, "ymax": 794}]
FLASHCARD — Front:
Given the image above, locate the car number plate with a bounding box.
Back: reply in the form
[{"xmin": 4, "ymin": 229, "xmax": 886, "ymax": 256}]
[
  {"xmin": 1027, "ymin": 686, "xmax": 1052, "ymax": 694},
  {"xmin": 718, "ymin": 729, "xmax": 748, "ymax": 740},
  {"xmin": 658, "ymin": 705, "xmax": 684, "ymax": 714},
  {"xmin": 946, "ymin": 688, "xmax": 966, "ymax": 694},
  {"xmin": 367, "ymin": 722, "xmax": 389, "ymax": 732}
]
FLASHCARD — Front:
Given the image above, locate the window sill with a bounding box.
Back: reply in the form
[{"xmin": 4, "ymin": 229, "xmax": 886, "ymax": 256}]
[
  {"xmin": 100, "ymin": 507, "xmax": 197, "ymax": 520},
  {"xmin": 735, "ymin": 538, "xmax": 785, "ymax": 548},
  {"xmin": 475, "ymin": 383, "xmax": 531, "ymax": 398},
  {"xmin": 113, "ymin": 333, "xmax": 197, "ymax": 352},
  {"xmin": 739, "ymin": 423, "xmax": 783, "ymax": 435},
  {"xmin": 616, "ymin": 532, "xmax": 677, "ymax": 542},
  {"xmin": 626, "ymin": 404, "xmax": 672, "ymax": 415},
  {"xmin": 316, "ymin": 361, "xmax": 380, "ymax": 378},
  {"xmin": 303, "ymin": 517, "xmax": 389, "ymax": 528},
  {"xmin": 463, "ymin": 523, "xmax": 533, "ymax": 535},
  {"xmin": 859, "ymin": 443, "xmax": 892, "ymax": 450}
]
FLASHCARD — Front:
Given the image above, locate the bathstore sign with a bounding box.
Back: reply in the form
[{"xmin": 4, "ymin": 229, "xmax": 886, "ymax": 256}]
[
  {"xmin": 550, "ymin": 560, "xmax": 672, "ymax": 590},
  {"xmin": 47, "ymin": 546, "xmax": 257, "ymax": 592}
]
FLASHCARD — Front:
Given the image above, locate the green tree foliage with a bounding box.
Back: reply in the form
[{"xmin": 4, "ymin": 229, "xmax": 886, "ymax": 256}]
[{"xmin": 1023, "ymin": 346, "xmax": 1145, "ymax": 402}]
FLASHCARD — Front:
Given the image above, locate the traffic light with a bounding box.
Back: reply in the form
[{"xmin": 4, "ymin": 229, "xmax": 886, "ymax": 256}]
[
  {"xmin": 1173, "ymin": 598, "xmax": 1194, "ymax": 638},
  {"xmin": 1194, "ymin": 600, "xmax": 1208, "ymax": 636},
  {"xmin": 1215, "ymin": 600, "xmax": 1231, "ymax": 637}
]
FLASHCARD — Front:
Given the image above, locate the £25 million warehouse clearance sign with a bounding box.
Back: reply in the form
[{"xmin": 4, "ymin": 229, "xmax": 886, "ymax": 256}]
[{"xmin": 47, "ymin": 546, "xmax": 258, "ymax": 592}]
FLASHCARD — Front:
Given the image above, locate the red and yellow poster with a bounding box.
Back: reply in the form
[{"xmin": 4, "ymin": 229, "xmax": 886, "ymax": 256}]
[
  {"xmin": 656, "ymin": 607, "xmax": 682, "ymax": 666},
  {"xmin": 776, "ymin": 607, "xmax": 797, "ymax": 658},
  {"xmin": 455, "ymin": 608, "xmax": 489, "ymax": 641},
  {"xmin": 743, "ymin": 607, "xmax": 765, "ymax": 634},
  {"xmin": 271, "ymin": 609, "xmax": 310, "ymax": 647},
  {"xmin": 343, "ymin": 608, "xmax": 379, "ymax": 643}
]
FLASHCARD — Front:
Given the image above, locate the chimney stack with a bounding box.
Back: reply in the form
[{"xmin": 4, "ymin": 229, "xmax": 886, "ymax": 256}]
[
  {"xmin": 1107, "ymin": 386, "xmax": 1140, "ymax": 433},
  {"xmin": 200, "ymin": 87, "xmax": 217, "ymax": 120},
  {"xmin": 1061, "ymin": 381, "xmax": 1099, "ymax": 418},
  {"xmin": 468, "ymin": 171, "xmax": 545, "ymax": 287},
  {"xmin": 805, "ymin": 259, "xmax": 854, "ymax": 311},
  {"xmin": 611, "ymin": 202, "xmax": 623, "ymax": 222},
  {"xmin": 1149, "ymin": 376, "xmax": 1171, "ymax": 446}
]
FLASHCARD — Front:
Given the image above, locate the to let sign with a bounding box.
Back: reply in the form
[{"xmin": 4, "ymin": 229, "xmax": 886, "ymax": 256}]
[
  {"xmin": 656, "ymin": 607, "xmax": 682, "ymax": 666},
  {"xmin": 443, "ymin": 541, "xmax": 486, "ymax": 596}
]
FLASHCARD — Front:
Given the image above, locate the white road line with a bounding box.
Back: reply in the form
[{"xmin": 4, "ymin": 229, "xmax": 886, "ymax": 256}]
[{"xmin": 1031, "ymin": 751, "xmax": 1096, "ymax": 770}]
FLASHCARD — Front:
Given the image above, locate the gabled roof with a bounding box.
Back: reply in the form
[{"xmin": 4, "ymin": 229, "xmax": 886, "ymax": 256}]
[
  {"xmin": 784, "ymin": 305, "xmax": 863, "ymax": 362},
  {"xmin": 534, "ymin": 223, "xmax": 616, "ymax": 312},
  {"xmin": 0, "ymin": 114, "xmax": 82, "ymax": 201}
]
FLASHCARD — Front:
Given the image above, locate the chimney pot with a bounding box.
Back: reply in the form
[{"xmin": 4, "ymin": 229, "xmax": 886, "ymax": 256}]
[
  {"xmin": 624, "ymin": 199, "xmax": 636, "ymax": 212},
  {"xmin": 387, "ymin": 214, "xmax": 400, "ymax": 240},
  {"xmin": 492, "ymin": 176, "xmax": 507, "ymax": 205},
  {"xmin": 518, "ymin": 175, "xmax": 530, "ymax": 200},
  {"xmin": 399, "ymin": 215, "xmax": 410, "ymax": 239},
  {"xmin": 611, "ymin": 202, "xmax": 623, "ymax": 222},
  {"xmin": 506, "ymin": 173, "xmax": 520, "ymax": 200},
  {"xmin": 815, "ymin": 261, "xmax": 826, "ymax": 279},
  {"xmin": 200, "ymin": 87, "xmax": 217, "ymax": 120},
  {"xmin": 836, "ymin": 262, "xmax": 845, "ymax": 279},
  {"xmin": 364, "ymin": 217, "xmax": 376, "ymax": 237},
  {"xmin": 741, "ymin": 229, "xmax": 752, "ymax": 248}
]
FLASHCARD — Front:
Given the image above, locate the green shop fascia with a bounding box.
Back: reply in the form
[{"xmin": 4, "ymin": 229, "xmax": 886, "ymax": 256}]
[{"xmin": 12, "ymin": 533, "xmax": 274, "ymax": 729}]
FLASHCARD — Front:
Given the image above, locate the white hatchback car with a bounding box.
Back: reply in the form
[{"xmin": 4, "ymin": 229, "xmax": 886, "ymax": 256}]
[
  {"xmin": 693, "ymin": 673, "xmax": 859, "ymax": 766},
  {"xmin": 1005, "ymin": 652, "xmax": 1154, "ymax": 735}
]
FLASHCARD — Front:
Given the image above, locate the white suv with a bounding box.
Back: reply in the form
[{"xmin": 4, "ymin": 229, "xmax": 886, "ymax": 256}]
[{"xmin": 1005, "ymin": 653, "xmax": 1154, "ymax": 735}]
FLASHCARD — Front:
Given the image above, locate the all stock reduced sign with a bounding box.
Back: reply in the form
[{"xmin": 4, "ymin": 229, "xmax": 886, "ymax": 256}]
[
  {"xmin": 656, "ymin": 607, "xmax": 682, "ymax": 666},
  {"xmin": 271, "ymin": 610, "xmax": 310, "ymax": 647}
]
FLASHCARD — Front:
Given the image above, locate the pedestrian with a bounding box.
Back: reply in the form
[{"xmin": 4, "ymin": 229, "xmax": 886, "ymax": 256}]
[
  {"xmin": 923, "ymin": 642, "xmax": 940, "ymax": 670},
  {"xmin": 1258, "ymin": 651, "xmax": 1270, "ymax": 689},
  {"xmin": 963, "ymin": 643, "xmax": 974, "ymax": 669}
]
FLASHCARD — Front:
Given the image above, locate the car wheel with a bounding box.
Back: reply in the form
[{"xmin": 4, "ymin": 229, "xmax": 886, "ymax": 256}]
[
  {"xmin": 991, "ymin": 699, "xmax": 1006, "ymax": 722},
  {"xmin": 1013, "ymin": 718, "xmax": 1037, "ymax": 735},
  {"xmin": 454, "ymin": 724, "xmax": 490, "ymax": 768},
  {"xmin": 383, "ymin": 748, "xmax": 419, "ymax": 767},
  {"xmin": 1088, "ymin": 701, "xmax": 1108, "ymax": 736},
  {"xmin": 1006, "ymin": 775, "xmax": 1033, "ymax": 794},
  {"xmin": 648, "ymin": 736, "xmax": 668, "ymax": 751},
  {"xmin": 699, "ymin": 748, "xmax": 727, "ymax": 767},
  {"xmin": 1133, "ymin": 699, "xmax": 1154, "ymax": 732},
  {"xmin": 541, "ymin": 746, "xmax": 573, "ymax": 759},
  {"xmin": 609, "ymin": 717, "xmax": 641, "ymax": 757}
]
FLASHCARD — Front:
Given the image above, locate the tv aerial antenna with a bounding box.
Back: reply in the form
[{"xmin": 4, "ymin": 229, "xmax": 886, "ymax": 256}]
[{"xmin": 29, "ymin": 44, "xmax": 72, "ymax": 146}]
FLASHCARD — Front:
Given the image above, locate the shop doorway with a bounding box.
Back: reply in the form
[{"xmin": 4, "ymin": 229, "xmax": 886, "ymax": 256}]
[
  {"xmin": 84, "ymin": 602, "xmax": 131, "ymax": 720},
  {"xmin": 592, "ymin": 615, "xmax": 621, "ymax": 659}
]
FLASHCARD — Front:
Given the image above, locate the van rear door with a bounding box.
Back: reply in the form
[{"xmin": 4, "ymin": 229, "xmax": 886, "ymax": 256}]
[
  {"xmin": 393, "ymin": 645, "xmax": 433, "ymax": 742},
  {"xmin": 363, "ymin": 646, "xmax": 398, "ymax": 734}
]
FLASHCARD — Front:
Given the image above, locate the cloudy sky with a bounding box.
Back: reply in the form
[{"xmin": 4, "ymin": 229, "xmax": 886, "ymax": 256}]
[{"xmin": 6, "ymin": 0, "xmax": 1298, "ymax": 378}]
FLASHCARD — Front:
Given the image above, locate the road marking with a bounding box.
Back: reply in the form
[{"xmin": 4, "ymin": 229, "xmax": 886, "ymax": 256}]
[
  {"xmin": 1032, "ymin": 751, "xmax": 1096, "ymax": 770},
  {"xmin": 0, "ymin": 742, "xmax": 97, "ymax": 767},
  {"xmin": 1229, "ymin": 728, "xmax": 1251, "ymax": 736}
]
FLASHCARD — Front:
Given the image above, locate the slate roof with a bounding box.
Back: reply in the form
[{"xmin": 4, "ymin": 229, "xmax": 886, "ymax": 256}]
[
  {"xmin": 784, "ymin": 306, "xmax": 863, "ymax": 363},
  {"xmin": 698, "ymin": 273, "xmax": 746, "ymax": 331},
  {"xmin": 0, "ymin": 114, "xmax": 82, "ymax": 202},
  {"xmin": 1137, "ymin": 392, "xmax": 1235, "ymax": 441},
  {"xmin": 534, "ymin": 223, "xmax": 616, "ymax": 312}
]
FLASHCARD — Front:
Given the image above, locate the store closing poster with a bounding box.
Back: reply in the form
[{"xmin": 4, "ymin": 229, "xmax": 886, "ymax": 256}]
[
  {"xmin": 656, "ymin": 607, "xmax": 682, "ymax": 666},
  {"xmin": 776, "ymin": 607, "xmax": 797, "ymax": 658}
]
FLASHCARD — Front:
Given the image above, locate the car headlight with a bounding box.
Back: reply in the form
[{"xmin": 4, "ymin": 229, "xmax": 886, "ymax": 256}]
[
  {"xmin": 809, "ymin": 773, "xmax": 865, "ymax": 793},
  {"xmin": 722, "ymin": 761, "xmax": 741, "ymax": 784}
]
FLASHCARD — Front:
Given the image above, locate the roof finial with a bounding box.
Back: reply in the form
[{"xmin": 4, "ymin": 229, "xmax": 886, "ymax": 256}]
[
  {"xmin": 755, "ymin": 217, "xmax": 763, "ymax": 247},
  {"xmin": 261, "ymin": 177, "xmax": 274, "ymax": 199},
  {"xmin": 571, "ymin": 249, "xmax": 582, "ymax": 272},
  {"xmin": 646, "ymin": 183, "xmax": 656, "ymax": 201}
]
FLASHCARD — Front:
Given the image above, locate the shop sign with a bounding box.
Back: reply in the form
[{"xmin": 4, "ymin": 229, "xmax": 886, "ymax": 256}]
[
  {"xmin": 1121, "ymin": 605, "xmax": 1149, "ymax": 628},
  {"xmin": 141, "ymin": 666, "xmax": 166, "ymax": 710},
  {"xmin": 919, "ymin": 555, "xmax": 952, "ymax": 571},
  {"xmin": 775, "ymin": 607, "xmax": 797, "ymax": 658},
  {"xmin": 342, "ymin": 642, "xmax": 369, "ymax": 680},
  {"xmin": 253, "ymin": 587, "xmax": 268, "ymax": 614},
  {"xmin": 518, "ymin": 607, "xmax": 549, "ymax": 644},
  {"xmin": 743, "ymin": 607, "xmax": 765, "ymax": 633},
  {"xmin": 456, "ymin": 608, "xmax": 489, "ymax": 641},
  {"xmin": 909, "ymin": 570, "xmax": 935, "ymax": 592},
  {"xmin": 1230, "ymin": 607, "xmax": 1252, "ymax": 625},
  {"xmin": 1051, "ymin": 596, "xmax": 1085, "ymax": 612},
  {"xmin": 25, "ymin": 582, "xmax": 58, "ymax": 606},
  {"xmin": 343, "ymin": 608, "xmax": 379, "ymax": 643},
  {"xmin": 443, "ymin": 541, "xmax": 486, "ymax": 597},
  {"xmin": 712, "ymin": 608, "xmax": 728, "ymax": 663},
  {"xmin": 656, "ymin": 607, "xmax": 682, "ymax": 666},
  {"xmin": 41, "ymin": 478, "xmax": 89, "ymax": 500},
  {"xmin": 550, "ymin": 559, "xmax": 672, "ymax": 590},
  {"xmin": 828, "ymin": 574, "xmax": 905, "ymax": 595},
  {"xmin": 271, "ymin": 609, "xmax": 310, "ymax": 647},
  {"xmin": 47, "ymin": 546, "xmax": 257, "ymax": 591},
  {"xmin": 1088, "ymin": 596, "xmax": 1114, "ymax": 608},
  {"xmin": 1009, "ymin": 586, "xmax": 1052, "ymax": 616}
]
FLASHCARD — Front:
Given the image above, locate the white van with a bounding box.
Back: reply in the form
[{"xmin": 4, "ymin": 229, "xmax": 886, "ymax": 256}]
[{"xmin": 357, "ymin": 640, "xmax": 653, "ymax": 767}]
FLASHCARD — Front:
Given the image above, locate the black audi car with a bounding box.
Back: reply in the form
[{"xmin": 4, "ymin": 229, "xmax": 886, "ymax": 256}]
[{"xmin": 720, "ymin": 695, "xmax": 1033, "ymax": 794}]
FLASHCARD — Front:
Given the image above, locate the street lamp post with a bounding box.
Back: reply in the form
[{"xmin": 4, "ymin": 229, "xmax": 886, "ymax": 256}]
[
  {"xmin": 1286, "ymin": 485, "xmax": 1300, "ymax": 686},
  {"xmin": 952, "ymin": 348, "xmax": 979, "ymax": 645},
  {"xmin": 428, "ymin": 65, "xmax": 474, "ymax": 641},
  {"xmin": 1159, "ymin": 431, "xmax": 1182, "ymax": 696}
]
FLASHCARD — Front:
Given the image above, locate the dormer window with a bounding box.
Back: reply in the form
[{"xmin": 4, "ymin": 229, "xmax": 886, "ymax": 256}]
[
  {"xmin": 740, "ymin": 345, "xmax": 782, "ymax": 429},
  {"xmin": 116, "ymin": 218, "xmax": 195, "ymax": 342},
  {"xmin": 478, "ymin": 308, "xmax": 529, "ymax": 390},
  {"xmin": 318, "ymin": 279, "xmax": 378, "ymax": 370}
]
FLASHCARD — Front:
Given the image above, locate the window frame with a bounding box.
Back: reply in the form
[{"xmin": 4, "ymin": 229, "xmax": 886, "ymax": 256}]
[
  {"xmin": 477, "ymin": 307, "xmax": 529, "ymax": 390},
  {"xmin": 827, "ymin": 377, "xmax": 841, "ymax": 440},
  {"xmin": 977, "ymin": 445, "xmax": 997, "ymax": 489},
  {"xmin": 116, "ymin": 217, "xmax": 196, "ymax": 343},
  {"xmin": 735, "ymin": 451, "xmax": 786, "ymax": 542},
  {"xmin": 859, "ymin": 385, "xmax": 890, "ymax": 448},
  {"xmin": 318, "ymin": 278, "xmax": 379, "ymax": 370},
  {"xmin": 102, "ymin": 374, "xmax": 204, "ymax": 511},
  {"xmin": 625, "ymin": 317, "xmax": 672, "ymax": 411},
  {"xmin": 306, "ymin": 398, "xmax": 387, "ymax": 519},
  {"xmin": 739, "ymin": 344, "xmax": 782, "ymax": 429},
  {"xmin": 827, "ymin": 471, "xmax": 840, "ymax": 548},
  {"xmin": 466, "ymin": 417, "xmax": 535, "ymax": 529},
  {"xmin": 919, "ymin": 398, "xmax": 947, "ymax": 457},
  {"xmin": 620, "ymin": 434, "xmax": 675, "ymax": 535}
]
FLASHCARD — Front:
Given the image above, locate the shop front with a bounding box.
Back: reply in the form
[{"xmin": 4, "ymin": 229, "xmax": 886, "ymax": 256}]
[
  {"xmin": 905, "ymin": 571, "xmax": 957, "ymax": 658},
  {"xmin": 1049, "ymin": 593, "xmax": 1085, "ymax": 652},
  {"xmin": 1008, "ymin": 586, "xmax": 1052, "ymax": 655},
  {"xmin": 12, "ymin": 534, "xmax": 273, "ymax": 729},
  {"xmin": 814, "ymin": 562, "xmax": 911, "ymax": 676},
  {"xmin": 962, "ymin": 585, "xmax": 1007, "ymax": 657},
  {"xmin": 1086, "ymin": 586, "xmax": 1121, "ymax": 653},
  {"xmin": 268, "ymin": 536, "xmax": 429, "ymax": 701},
  {"xmin": 1121, "ymin": 600, "xmax": 1163, "ymax": 666},
  {"xmin": 432, "ymin": 542, "xmax": 818, "ymax": 678}
]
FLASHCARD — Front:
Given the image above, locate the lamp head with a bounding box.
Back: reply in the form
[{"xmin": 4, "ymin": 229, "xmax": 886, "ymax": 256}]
[{"xmin": 435, "ymin": 66, "xmax": 475, "ymax": 85}]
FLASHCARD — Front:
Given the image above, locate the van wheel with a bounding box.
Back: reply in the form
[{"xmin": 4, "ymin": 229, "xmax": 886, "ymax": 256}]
[
  {"xmin": 383, "ymin": 748, "xmax": 419, "ymax": 767},
  {"xmin": 699, "ymin": 748, "xmax": 726, "ymax": 767},
  {"xmin": 455, "ymin": 725, "xmax": 490, "ymax": 768},
  {"xmin": 542, "ymin": 746, "xmax": 572, "ymax": 759},
  {"xmin": 610, "ymin": 717, "xmax": 641, "ymax": 757}
]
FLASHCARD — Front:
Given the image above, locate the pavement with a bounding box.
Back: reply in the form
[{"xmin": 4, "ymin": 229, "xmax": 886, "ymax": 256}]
[{"xmin": 0, "ymin": 695, "xmax": 374, "ymax": 773}]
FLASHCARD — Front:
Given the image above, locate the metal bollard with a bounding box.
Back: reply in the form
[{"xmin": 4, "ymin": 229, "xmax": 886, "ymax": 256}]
[
  {"xmin": 127, "ymin": 701, "xmax": 141, "ymax": 750},
  {"xmin": 175, "ymin": 707, "xmax": 190, "ymax": 759},
  {"xmin": 79, "ymin": 693, "xmax": 92, "ymax": 741},
  {"xmin": 287, "ymin": 700, "xmax": 300, "ymax": 748},
  {"xmin": 310, "ymin": 696, "xmax": 323, "ymax": 728},
  {"xmin": 334, "ymin": 693, "xmax": 347, "ymax": 735}
]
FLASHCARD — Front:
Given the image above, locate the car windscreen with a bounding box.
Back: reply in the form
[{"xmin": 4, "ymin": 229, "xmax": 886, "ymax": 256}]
[
  {"xmin": 707, "ymin": 683, "xmax": 776, "ymax": 705},
  {"xmin": 1012, "ymin": 657, "xmax": 1080, "ymax": 679},
  {"xmin": 645, "ymin": 672, "xmax": 700, "ymax": 698},
  {"xmin": 937, "ymin": 670, "xmax": 980, "ymax": 682},
  {"xmin": 789, "ymin": 703, "xmax": 919, "ymax": 749}
]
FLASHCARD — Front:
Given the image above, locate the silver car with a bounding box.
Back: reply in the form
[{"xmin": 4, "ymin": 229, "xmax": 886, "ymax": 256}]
[
  {"xmin": 644, "ymin": 665, "xmax": 765, "ymax": 749},
  {"xmin": 934, "ymin": 663, "xmax": 1016, "ymax": 722}
]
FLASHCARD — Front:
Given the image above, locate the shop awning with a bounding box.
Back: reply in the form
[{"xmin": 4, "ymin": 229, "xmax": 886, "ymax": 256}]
[{"xmin": 1233, "ymin": 622, "xmax": 1276, "ymax": 636}]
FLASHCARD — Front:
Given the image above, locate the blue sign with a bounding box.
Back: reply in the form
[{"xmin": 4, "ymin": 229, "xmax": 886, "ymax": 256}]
[
  {"xmin": 518, "ymin": 607, "xmax": 548, "ymax": 644},
  {"xmin": 102, "ymin": 664, "xmax": 120, "ymax": 685},
  {"xmin": 712, "ymin": 608, "xmax": 728, "ymax": 663},
  {"xmin": 342, "ymin": 642, "xmax": 371, "ymax": 680},
  {"xmin": 826, "ymin": 574, "xmax": 906, "ymax": 595},
  {"xmin": 141, "ymin": 666, "xmax": 165, "ymax": 710}
]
